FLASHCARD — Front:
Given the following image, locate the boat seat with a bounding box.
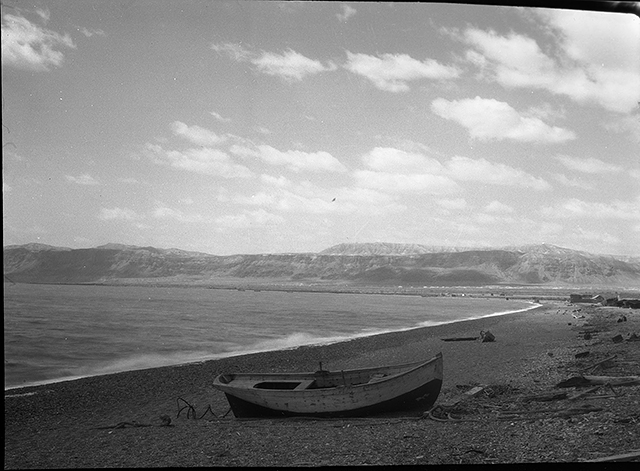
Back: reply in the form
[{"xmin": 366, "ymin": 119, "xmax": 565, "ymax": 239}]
[
  {"xmin": 368, "ymin": 374, "xmax": 387, "ymax": 383},
  {"xmin": 294, "ymin": 380, "xmax": 316, "ymax": 390}
]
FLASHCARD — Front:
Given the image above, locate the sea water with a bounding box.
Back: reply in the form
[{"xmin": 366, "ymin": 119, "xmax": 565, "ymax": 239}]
[{"xmin": 3, "ymin": 283, "xmax": 537, "ymax": 390}]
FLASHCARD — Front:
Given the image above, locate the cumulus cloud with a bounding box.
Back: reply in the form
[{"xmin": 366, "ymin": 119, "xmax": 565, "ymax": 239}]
[
  {"xmin": 337, "ymin": 4, "xmax": 357, "ymax": 22},
  {"xmin": 65, "ymin": 173, "xmax": 99, "ymax": 185},
  {"xmin": 210, "ymin": 111, "xmax": 231, "ymax": 123},
  {"xmin": 144, "ymin": 143, "xmax": 253, "ymax": 179},
  {"xmin": 354, "ymin": 170, "xmax": 461, "ymax": 195},
  {"xmin": 152, "ymin": 205, "xmax": 204, "ymax": 223},
  {"xmin": 438, "ymin": 198, "xmax": 468, "ymax": 210},
  {"xmin": 458, "ymin": 13, "xmax": 640, "ymax": 113},
  {"xmin": 485, "ymin": 201, "xmax": 515, "ymax": 213},
  {"xmin": 445, "ymin": 156, "xmax": 551, "ymax": 190},
  {"xmin": 212, "ymin": 42, "xmax": 336, "ymax": 81},
  {"xmin": 78, "ymin": 26, "xmax": 105, "ymax": 37},
  {"xmin": 233, "ymin": 144, "xmax": 347, "ymax": 173},
  {"xmin": 555, "ymin": 155, "xmax": 623, "ymax": 174},
  {"xmin": 604, "ymin": 114, "xmax": 640, "ymax": 144},
  {"xmin": 171, "ymin": 121, "xmax": 227, "ymax": 146},
  {"xmin": 345, "ymin": 51, "xmax": 459, "ymax": 92},
  {"xmin": 541, "ymin": 197, "xmax": 640, "ymax": 221},
  {"xmin": 431, "ymin": 96, "xmax": 576, "ymax": 143},
  {"xmin": 551, "ymin": 173, "xmax": 594, "ymax": 190},
  {"xmin": 237, "ymin": 176, "xmax": 404, "ymax": 216},
  {"xmin": 361, "ymin": 147, "xmax": 444, "ymax": 174},
  {"xmin": 2, "ymin": 12, "xmax": 76, "ymax": 71},
  {"xmin": 355, "ymin": 146, "xmax": 550, "ymax": 193}
]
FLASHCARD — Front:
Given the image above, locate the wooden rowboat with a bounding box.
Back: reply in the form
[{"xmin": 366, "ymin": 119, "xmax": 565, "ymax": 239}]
[{"xmin": 212, "ymin": 352, "xmax": 443, "ymax": 418}]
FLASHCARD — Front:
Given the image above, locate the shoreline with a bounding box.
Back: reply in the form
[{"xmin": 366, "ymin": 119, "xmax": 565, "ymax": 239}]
[
  {"xmin": 4, "ymin": 300, "xmax": 540, "ymax": 392},
  {"xmin": 6, "ymin": 301, "xmax": 640, "ymax": 466}
]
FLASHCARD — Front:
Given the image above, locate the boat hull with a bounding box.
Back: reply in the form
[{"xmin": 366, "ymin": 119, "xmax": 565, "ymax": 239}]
[
  {"xmin": 223, "ymin": 377, "xmax": 442, "ymax": 418},
  {"xmin": 213, "ymin": 353, "xmax": 443, "ymax": 418}
]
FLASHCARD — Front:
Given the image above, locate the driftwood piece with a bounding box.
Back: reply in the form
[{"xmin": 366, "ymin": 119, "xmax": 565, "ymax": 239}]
[
  {"xmin": 586, "ymin": 450, "xmax": 640, "ymax": 462},
  {"xmin": 441, "ymin": 337, "xmax": 478, "ymax": 342},
  {"xmin": 568, "ymin": 386, "xmax": 601, "ymax": 401},
  {"xmin": 557, "ymin": 375, "xmax": 640, "ymax": 388},
  {"xmin": 582, "ymin": 354, "xmax": 616, "ymax": 373},
  {"xmin": 521, "ymin": 391, "xmax": 568, "ymax": 403},
  {"xmin": 583, "ymin": 375, "xmax": 640, "ymax": 386}
]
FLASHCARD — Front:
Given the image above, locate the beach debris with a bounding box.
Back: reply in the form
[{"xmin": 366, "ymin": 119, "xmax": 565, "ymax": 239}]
[
  {"xmin": 441, "ymin": 336, "xmax": 478, "ymax": 342},
  {"xmin": 582, "ymin": 354, "xmax": 617, "ymax": 373},
  {"xmin": 496, "ymin": 404, "xmax": 602, "ymax": 421},
  {"xmin": 584, "ymin": 450, "xmax": 640, "ymax": 462},
  {"xmin": 612, "ymin": 334, "xmax": 624, "ymax": 343},
  {"xmin": 556, "ymin": 375, "xmax": 640, "ymax": 388},
  {"xmin": 627, "ymin": 332, "xmax": 640, "ymax": 342},
  {"xmin": 568, "ymin": 383, "xmax": 619, "ymax": 401},
  {"xmin": 521, "ymin": 391, "xmax": 568, "ymax": 403},
  {"xmin": 176, "ymin": 397, "xmax": 217, "ymax": 420},
  {"xmin": 159, "ymin": 414, "xmax": 172, "ymax": 426},
  {"xmin": 441, "ymin": 385, "xmax": 486, "ymax": 408},
  {"xmin": 480, "ymin": 330, "xmax": 495, "ymax": 342},
  {"xmin": 575, "ymin": 351, "xmax": 590, "ymax": 359},
  {"xmin": 617, "ymin": 315, "xmax": 627, "ymax": 323}
]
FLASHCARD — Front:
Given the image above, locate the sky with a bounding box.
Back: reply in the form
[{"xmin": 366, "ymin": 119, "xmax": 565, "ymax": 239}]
[{"xmin": 2, "ymin": 1, "xmax": 640, "ymax": 257}]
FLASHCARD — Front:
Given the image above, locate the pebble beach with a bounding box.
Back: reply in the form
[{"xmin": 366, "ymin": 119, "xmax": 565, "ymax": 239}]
[{"xmin": 5, "ymin": 300, "xmax": 640, "ymax": 467}]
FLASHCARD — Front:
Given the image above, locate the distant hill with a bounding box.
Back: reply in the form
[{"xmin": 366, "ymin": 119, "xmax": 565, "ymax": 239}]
[{"xmin": 4, "ymin": 242, "xmax": 640, "ymax": 287}]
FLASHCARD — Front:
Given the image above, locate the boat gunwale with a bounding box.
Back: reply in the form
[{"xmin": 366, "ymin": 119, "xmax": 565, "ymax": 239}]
[{"xmin": 213, "ymin": 352, "xmax": 442, "ymax": 392}]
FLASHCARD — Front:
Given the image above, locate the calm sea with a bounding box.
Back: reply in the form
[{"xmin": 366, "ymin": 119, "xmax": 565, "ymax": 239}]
[{"xmin": 4, "ymin": 283, "xmax": 537, "ymax": 390}]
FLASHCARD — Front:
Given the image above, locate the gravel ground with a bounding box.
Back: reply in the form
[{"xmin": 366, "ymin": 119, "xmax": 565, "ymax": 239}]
[{"xmin": 5, "ymin": 302, "xmax": 640, "ymax": 467}]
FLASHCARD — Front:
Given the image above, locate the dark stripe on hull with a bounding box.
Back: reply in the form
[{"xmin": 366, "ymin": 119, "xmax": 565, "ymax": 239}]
[{"xmin": 225, "ymin": 378, "xmax": 442, "ymax": 418}]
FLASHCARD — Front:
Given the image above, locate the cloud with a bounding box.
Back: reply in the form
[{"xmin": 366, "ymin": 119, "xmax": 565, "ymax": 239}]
[
  {"xmin": 345, "ymin": 51, "xmax": 459, "ymax": 92},
  {"xmin": 1, "ymin": 13, "xmax": 76, "ymax": 71},
  {"xmin": 541, "ymin": 197, "xmax": 640, "ymax": 222},
  {"xmin": 555, "ymin": 155, "xmax": 623, "ymax": 174},
  {"xmin": 361, "ymin": 147, "xmax": 444, "ymax": 174},
  {"xmin": 354, "ymin": 169, "xmax": 461, "ymax": 195},
  {"xmin": 459, "ymin": 15, "xmax": 640, "ymax": 113},
  {"xmin": 212, "ymin": 42, "xmax": 336, "ymax": 82},
  {"xmin": 233, "ymin": 144, "xmax": 347, "ymax": 173},
  {"xmin": 210, "ymin": 111, "xmax": 231, "ymax": 123},
  {"xmin": 354, "ymin": 146, "xmax": 549, "ymax": 194},
  {"xmin": 152, "ymin": 205, "xmax": 204, "ymax": 223},
  {"xmin": 65, "ymin": 173, "xmax": 99, "ymax": 185},
  {"xmin": 445, "ymin": 156, "xmax": 551, "ymax": 190},
  {"xmin": 78, "ymin": 26, "xmax": 105, "ymax": 37},
  {"xmin": 144, "ymin": 143, "xmax": 253, "ymax": 179},
  {"xmin": 98, "ymin": 207, "xmax": 138, "ymax": 221},
  {"xmin": 431, "ymin": 96, "xmax": 576, "ymax": 143},
  {"xmin": 252, "ymin": 49, "xmax": 336, "ymax": 81},
  {"xmin": 485, "ymin": 201, "xmax": 514, "ymax": 213},
  {"xmin": 337, "ymin": 4, "xmax": 357, "ymax": 22},
  {"xmin": 238, "ymin": 176, "xmax": 405, "ymax": 216},
  {"xmin": 438, "ymin": 198, "xmax": 468, "ymax": 210},
  {"xmin": 604, "ymin": 114, "xmax": 640, "ymax": 144},
  {"xmin": 550, "ymin": 173, "xmax": 594, "ymax": 190},
  {"xmin": 170, "ymin": 121, "xmax": 227, "ymax": 146}
]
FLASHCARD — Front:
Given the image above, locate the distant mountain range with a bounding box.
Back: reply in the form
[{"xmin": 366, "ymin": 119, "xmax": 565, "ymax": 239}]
[{"xmin": 4, "ymin": 242, "xmax": 640, "ymax": 287}]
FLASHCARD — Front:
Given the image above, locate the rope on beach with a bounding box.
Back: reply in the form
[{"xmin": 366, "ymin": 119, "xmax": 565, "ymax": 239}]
[{"xmin": 176, "ymin": 397, "xmax": 218, "ymax": 420}]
